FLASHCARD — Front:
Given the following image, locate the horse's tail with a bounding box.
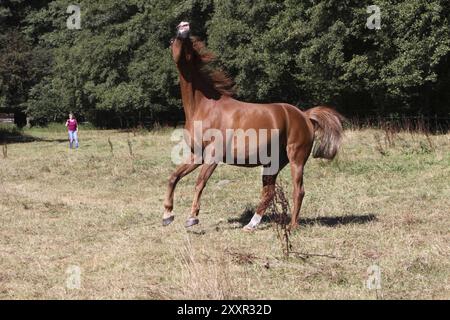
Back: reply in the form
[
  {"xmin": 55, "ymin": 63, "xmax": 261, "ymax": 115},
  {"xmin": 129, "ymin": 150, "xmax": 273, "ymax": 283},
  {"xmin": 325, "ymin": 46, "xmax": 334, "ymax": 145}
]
[{"xmin": 305, "ymin": 106, "xmax": 345, "ymax": 160}]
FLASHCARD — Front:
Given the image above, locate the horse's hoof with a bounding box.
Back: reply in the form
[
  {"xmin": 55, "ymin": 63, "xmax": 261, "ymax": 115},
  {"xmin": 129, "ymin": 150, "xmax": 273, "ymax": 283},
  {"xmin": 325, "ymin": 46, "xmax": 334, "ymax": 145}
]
[
  {"xmin": 162, "ymin": 215, "xmax": 175, "ymax": 226},
  {"xmin": 243, "ymin": 225, "xmax": 256, "ymax": 232},
  {"xmin": 185, "ymin": 218, "xmax": 199, "ymax": 228}
]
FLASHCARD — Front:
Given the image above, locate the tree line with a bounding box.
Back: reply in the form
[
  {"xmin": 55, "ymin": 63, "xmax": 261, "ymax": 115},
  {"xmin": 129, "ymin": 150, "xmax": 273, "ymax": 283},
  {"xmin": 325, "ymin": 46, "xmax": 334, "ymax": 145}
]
[{"xmin": 0, "ymin": 0, "xmax": 449, "ymax": 128}]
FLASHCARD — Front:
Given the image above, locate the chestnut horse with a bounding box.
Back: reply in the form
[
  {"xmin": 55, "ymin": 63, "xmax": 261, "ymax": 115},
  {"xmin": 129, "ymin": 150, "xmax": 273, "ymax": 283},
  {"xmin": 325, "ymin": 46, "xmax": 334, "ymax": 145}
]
[{"xmin": 163, "ymin": 22, "xmax": 344, "ymax": 231}]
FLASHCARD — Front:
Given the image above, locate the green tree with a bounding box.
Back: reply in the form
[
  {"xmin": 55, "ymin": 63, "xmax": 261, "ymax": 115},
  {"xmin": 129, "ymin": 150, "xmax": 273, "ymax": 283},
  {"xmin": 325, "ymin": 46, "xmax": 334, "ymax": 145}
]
[
  {"xmin": 2, "ymin": 0, "xmax": 449, "ymax": 127},
  {"xmin": 0, "ymin": 0, "xmax": 52, "ymax": 125}
]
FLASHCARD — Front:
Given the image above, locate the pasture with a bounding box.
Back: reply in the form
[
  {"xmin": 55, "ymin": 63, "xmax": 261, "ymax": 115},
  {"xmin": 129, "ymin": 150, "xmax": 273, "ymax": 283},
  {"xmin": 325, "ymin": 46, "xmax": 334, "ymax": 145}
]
[{"xmin": 0, "ymin": 125, "xmax": 449, "ymax": 299}]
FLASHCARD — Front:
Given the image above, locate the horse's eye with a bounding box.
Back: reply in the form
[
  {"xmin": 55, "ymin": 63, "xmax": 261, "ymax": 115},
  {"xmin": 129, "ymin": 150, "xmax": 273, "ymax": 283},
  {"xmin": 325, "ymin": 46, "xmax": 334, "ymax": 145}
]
[{"xmin": 170, "ymin": 38, "xmax": 175, "ymax": 45}]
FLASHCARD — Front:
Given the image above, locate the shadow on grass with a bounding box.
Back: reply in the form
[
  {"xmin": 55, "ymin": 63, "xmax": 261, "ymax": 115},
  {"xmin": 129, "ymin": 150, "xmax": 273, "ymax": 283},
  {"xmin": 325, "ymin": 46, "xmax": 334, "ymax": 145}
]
[
  {"xmin": 0, "ymin": 132, "xmax": 67, "ymax": 144},
  {"xmin": 228, "ymin": 207, "xmax": 377, "ymax": 228},
  {"xmin": 0, "ymin": 132, "xmax": 37, "ymax": 144},
  {"xmin": 226, "ymin": 206, "xmax": 272, "ymax": 230},
  {"xmin": 301, "ymin": 214, "xmax": 377, "ymax": 227},
  {"xmin": 39, "ymin": 138, "xmax": 68, "ymax": 143}
]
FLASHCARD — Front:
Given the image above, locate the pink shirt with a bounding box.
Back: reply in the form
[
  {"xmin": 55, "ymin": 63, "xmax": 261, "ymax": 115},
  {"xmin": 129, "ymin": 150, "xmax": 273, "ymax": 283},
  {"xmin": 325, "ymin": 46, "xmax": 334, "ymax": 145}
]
[{"xmin": 67, "ymin": 119, "xmax": 78, "ymax": 131}]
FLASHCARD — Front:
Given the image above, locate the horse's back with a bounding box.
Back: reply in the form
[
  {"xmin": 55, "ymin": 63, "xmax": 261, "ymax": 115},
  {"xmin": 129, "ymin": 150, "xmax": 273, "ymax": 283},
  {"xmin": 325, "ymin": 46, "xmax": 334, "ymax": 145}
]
[{"xmin": 219, "ymin": 97, "xmax": 314, "ymax": 147}]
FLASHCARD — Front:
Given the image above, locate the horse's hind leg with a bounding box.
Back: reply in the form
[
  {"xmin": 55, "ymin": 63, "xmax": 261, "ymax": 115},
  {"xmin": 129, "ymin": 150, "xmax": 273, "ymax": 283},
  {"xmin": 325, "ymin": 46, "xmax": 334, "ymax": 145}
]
[
  {"xmin": 163, "ymin": 155, "xmax": 200, "ymax": 226},
  {"xmin": 287, "ymin": 145, "xmax": 309, "ymax": 230},
  {"xmin": 186, "ymin": 163, "xmax": 218, "ymax": 228},
  {"xmin": 243, "ymin": 160, "xmax": 288, "ymax": 231},
  {"xmin": 243, "ymin": 172, "xmax": 278, "ymax": 232}
]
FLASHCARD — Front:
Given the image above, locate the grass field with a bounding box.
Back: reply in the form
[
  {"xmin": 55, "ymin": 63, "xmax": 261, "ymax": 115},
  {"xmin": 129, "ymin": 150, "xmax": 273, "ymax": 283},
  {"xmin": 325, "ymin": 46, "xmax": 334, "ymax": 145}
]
[{"xmin": 0, "ymin": 125, "xmax": 449, "ymax": 299}]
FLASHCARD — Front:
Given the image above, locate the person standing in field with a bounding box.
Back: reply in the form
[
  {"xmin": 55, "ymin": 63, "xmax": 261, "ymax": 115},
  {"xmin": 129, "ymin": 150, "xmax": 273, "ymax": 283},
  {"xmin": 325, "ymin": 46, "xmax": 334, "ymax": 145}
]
[{"xmin": 65, "ymin": 113, "xmax": 79, "ymax": 149}]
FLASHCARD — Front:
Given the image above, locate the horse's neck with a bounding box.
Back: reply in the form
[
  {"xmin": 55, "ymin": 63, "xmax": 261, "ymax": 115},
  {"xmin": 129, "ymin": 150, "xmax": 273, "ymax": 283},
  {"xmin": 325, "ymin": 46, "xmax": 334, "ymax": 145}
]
[
  {"xmin": 178, "ymin": 68, "xmax": 211, "ymax": 124},
  {"xmin": 179, "ymin": 76, "xmax": 195, "ymax": 123}
]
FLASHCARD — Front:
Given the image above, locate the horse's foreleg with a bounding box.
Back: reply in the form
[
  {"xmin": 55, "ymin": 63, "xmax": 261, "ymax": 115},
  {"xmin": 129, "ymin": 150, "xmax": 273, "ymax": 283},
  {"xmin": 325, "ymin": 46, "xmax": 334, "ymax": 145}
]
[
  {"xmin": 163, "ymin": 157, "xmax": 200, "ymax": 226},
  {"xmin": 186, "ymin": 163, "xmax": 218, "ymax": 228}
]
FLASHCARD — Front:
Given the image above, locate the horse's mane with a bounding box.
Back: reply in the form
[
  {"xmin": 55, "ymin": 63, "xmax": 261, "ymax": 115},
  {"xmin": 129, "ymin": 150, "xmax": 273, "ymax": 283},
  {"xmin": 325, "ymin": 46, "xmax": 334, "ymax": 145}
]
[{"xmin": 189, "ymin": 37, "xmax": 235, "ymax": 97}]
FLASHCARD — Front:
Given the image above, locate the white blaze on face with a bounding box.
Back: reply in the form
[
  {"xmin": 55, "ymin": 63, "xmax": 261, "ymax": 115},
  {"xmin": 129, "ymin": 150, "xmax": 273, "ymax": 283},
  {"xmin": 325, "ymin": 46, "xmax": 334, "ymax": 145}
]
[{"xmin": 178, "ymin": 22, "xmax": 190, "ymax": 35}]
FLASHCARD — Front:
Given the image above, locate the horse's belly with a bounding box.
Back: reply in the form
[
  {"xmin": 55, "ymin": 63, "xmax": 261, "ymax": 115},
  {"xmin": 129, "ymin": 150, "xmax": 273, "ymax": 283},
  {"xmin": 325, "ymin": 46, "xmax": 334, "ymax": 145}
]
[{"xmin": 220, "ymin": 138, "xmax": 281, "ymax": 167}]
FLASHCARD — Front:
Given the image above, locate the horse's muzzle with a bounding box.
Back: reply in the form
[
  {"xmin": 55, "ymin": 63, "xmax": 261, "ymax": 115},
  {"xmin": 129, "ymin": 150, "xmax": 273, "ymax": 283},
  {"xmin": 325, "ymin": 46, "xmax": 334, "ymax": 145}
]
[{"xmin": 177, "ymin": 29, "xmax": 190, "ymax": 39}]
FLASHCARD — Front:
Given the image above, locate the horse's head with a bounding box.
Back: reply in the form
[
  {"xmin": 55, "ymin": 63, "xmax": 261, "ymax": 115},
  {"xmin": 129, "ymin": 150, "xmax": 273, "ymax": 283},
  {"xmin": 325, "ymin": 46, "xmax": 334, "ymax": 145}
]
[{"xmin": 170, "ymin": 21, "xmax": 192, "ymax": 64}]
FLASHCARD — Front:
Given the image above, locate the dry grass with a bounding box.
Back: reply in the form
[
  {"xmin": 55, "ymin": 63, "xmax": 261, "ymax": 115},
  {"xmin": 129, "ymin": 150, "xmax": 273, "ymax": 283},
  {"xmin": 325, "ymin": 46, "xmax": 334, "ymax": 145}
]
[{"xmin": 0, "ymin": 127, "xmax": 449, "ymax": 300}]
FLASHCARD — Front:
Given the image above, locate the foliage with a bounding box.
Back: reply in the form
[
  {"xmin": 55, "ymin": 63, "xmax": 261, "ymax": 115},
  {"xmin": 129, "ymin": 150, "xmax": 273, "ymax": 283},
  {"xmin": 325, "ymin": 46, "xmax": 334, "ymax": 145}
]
[{"xmin": 0, "ymin": 0, "xmax": 449, "ymax": 127}]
